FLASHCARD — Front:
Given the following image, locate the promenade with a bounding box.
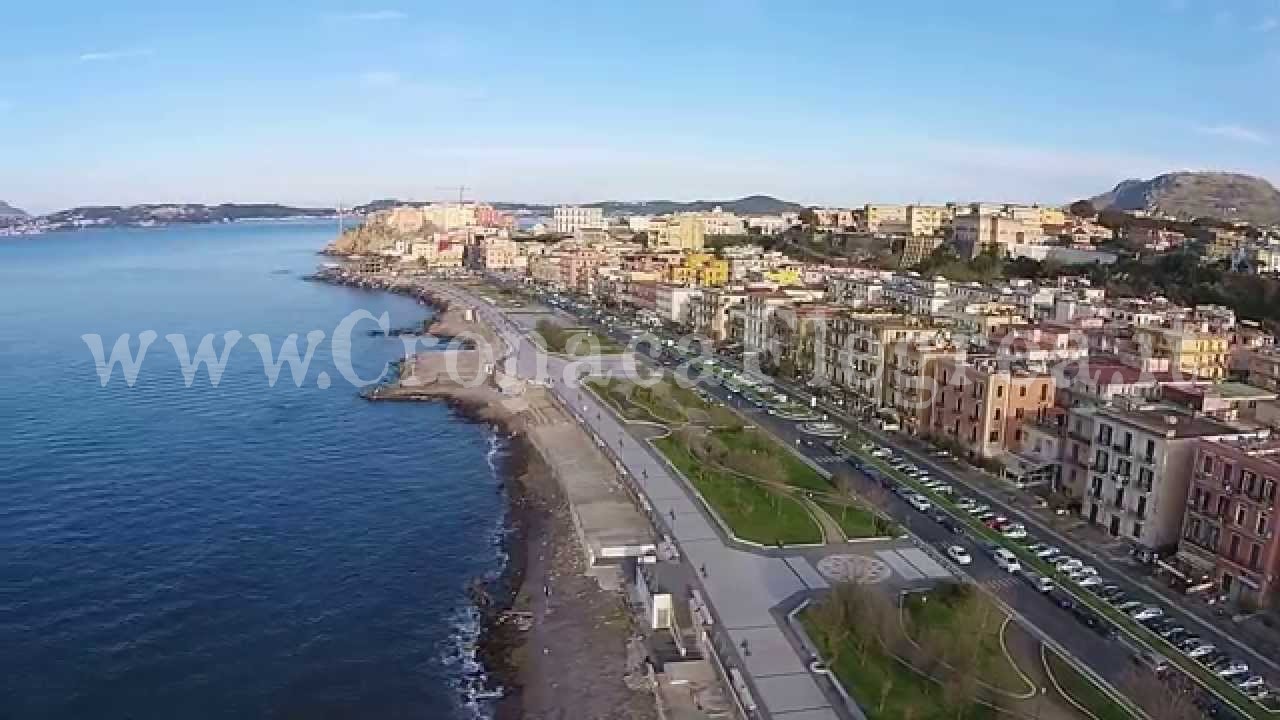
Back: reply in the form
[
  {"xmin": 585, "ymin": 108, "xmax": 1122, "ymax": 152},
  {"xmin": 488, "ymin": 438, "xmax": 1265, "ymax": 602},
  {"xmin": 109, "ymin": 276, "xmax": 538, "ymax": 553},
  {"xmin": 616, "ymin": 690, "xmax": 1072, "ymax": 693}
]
[{"xmin": 430, "ymin": 280, "xmax": 953, "ymax": 720}]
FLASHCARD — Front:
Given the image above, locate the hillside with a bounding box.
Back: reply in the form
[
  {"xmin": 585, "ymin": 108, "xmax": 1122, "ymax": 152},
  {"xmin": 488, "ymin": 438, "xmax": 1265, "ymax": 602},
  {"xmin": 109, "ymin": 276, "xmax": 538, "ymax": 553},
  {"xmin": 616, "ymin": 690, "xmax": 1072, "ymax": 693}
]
[
  {"xmin": 0, "ymin": 200, "xmax": 27, "ymax": 218},
  {"xmin": 39, "ymin": 203, "xmax": 335, "ymax": 228},
  {"xmin": 1090, "ymin": 172, "xmax": 1280, "ymax": 225}
]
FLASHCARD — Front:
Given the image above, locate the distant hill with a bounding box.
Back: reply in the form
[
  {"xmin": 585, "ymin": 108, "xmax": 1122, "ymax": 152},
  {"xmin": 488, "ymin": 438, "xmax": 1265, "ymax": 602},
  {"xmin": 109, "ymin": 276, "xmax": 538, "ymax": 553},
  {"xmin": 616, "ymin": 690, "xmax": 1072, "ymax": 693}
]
[
  {"xmin": 357, "ymin": 195, "xmax": 804, "ymax": 217},
  {"xmin": 1090, "ymin": 172, "xmax": 1280, "ymax": 225},
  {"xmin": 41, "ymin": 203, "xmax": 335, "ymax": 227},
  {"xmin": 0, "ymin": 200, "xmax": 27, "ymax": 218},
  {"xmin": 586, "ymin": 195, "xmax": 804, "ymax": 216}
]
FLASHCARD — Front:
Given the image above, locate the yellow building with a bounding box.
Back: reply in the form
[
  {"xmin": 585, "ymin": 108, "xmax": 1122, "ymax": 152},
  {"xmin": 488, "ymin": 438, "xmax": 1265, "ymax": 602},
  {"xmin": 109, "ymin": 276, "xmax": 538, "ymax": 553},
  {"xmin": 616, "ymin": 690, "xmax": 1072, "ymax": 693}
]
[
  {"xmin": 1132, "ymin": 326, "xmax": 1230, "ymax": 380},
  {"xmin": 648, "ymin": 214, "xmax": 705, "ymax": 251},
  {"xmin": 665, "ymin": 253, "xmax": 729, "ymax": 287},
  {"xmin": 906, "ymin": 205, "xmax": 948, "ymax": 237},
  {"xmin": 763, "ymin": 268, "xmax": 802, "ymax": 286}
]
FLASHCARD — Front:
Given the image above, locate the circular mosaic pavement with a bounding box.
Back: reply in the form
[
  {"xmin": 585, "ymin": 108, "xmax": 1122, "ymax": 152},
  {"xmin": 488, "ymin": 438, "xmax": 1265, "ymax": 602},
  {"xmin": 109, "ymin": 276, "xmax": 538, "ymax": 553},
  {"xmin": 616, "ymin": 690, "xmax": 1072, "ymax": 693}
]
[{"xmin": 815, "ymin": 554, "xmax": 892, "ymax": 584}]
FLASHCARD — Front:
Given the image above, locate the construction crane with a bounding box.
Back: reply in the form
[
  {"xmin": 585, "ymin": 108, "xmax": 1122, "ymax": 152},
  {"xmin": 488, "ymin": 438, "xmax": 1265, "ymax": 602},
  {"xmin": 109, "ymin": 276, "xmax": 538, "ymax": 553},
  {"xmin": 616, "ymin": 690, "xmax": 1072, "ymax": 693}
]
[{"xmin": 435, "ymin": 185, "xmax": 471, "ymax": 204}]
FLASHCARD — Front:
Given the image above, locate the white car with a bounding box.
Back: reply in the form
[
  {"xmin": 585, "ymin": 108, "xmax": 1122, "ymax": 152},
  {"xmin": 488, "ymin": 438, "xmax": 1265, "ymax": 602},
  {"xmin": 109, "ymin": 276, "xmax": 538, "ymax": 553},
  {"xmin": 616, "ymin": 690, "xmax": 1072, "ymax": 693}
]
[
  {"xmin": 993, "ymin": 548, "xmax": 1021, "ymax": 573},
  {"xmin": 908, "ymin": 494, "xmax": 933, "ymax": 513},
  {"xmin": 1078, "ymin": 575, "xmax": 1104, "ymax": 589},
  {"xmin": 1131, "ymin": 606, "xmax": 1163, "ymax": 622},
  {"xmin": 1002, "ymin": 524, "xmax": 1028, "ymax": 540},
  {"xmin": 1035, "ymin": 545, "xmax": 1061, "ymax": 559},
  {"xmin": 1238, "ymin": 676, "xmax": 1266, "ymax": 691},
  {"xmin": 1218, "ymin": 662, "xmax": 1250, "ymax": 678},
  {"xmin": 955, "ymin": 498, "xmax": 977, "ymax": 511},
  {"xmin": 966, "ymin": 504, "xmax": 991, "ymax": 515},
  {"xmin": 947, "ymin": 545, "xmax": 972, "ymax": 565}
]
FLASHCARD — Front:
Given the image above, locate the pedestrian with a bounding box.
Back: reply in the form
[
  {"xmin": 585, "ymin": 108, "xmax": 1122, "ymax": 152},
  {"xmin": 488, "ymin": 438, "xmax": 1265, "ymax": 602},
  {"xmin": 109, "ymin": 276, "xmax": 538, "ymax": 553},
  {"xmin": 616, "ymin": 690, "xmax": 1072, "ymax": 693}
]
[{"xmin": 544, "ymin": 583, "xmax": 550, "ymax": 597}]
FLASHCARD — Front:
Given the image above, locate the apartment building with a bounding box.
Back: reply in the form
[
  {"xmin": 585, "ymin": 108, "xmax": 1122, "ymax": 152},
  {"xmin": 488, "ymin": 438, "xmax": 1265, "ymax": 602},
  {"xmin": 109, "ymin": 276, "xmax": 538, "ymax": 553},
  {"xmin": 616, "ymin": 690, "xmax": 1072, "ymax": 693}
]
[
  {"xmin": 1248, "ymin": 347, "xmax": 1280, "ymax": 393},
  {"xmin": 826, "ymin": 274, "xmax": 886, "ymax": 308},
  {"xmin": 697, "ymin": 207, "xmax": 746, "ymax": 236},
  {"xmin": 929, "ymin": 357, "xmax": 1056, "ymax": 461},
  {"xmin": 462, "ymin": 236, "xmax": 518, "ymax": 270},
  {"xmin": 648, "ymin": 214, "xmax": 706, "ymax": 252},
  {"xmin": 864, "ymin": 204, "xmax": 909, "ymax": 234},
  {"xmin": 882, "ymin": 274, "xmax": 951, "ymax": 316},
  {"xmin": 953, "ymin": 212, "xmax": 1044, "ymax": 259},
  {"xmin": 820, "ymin": 312, "xmax": 943, "ymax": 410},
  {"xmin": 689, "ymin": 288, "xmax": 747, "ymax": 343},
  {"xmin": 1071, "ymin": 403, "xmax": 1257, "ymax": 554},
  {"xmin": 666, "ymin": 253, "xmax": 729, "ymax": 287},
  {"xmin": 1132, "ymin": 326, "xmax": 1230, "ymax": 380},
  {"xmin": 886, "ymin": 342, "xmax": 965, "ymax": 435},
  {"xmin": 906, "ymin": 205, "xmax": 949, "ymax": 237},
  {"xmin": 655, "ymin": 284, "xmax": 703, "ymax": 327},
  {"xmin": 813, "ymin": 208, "xmax": 856, "ymax": 228},
  {"xmin": 766, "ymin": 303, "xmax": 841, "ymax": 382},
  {"xmin": 553, "ymin": 206, "xmax": 606, "ymax": 234},
  {"xmin": 742, "ymin": 289, "xmax": 824, "ymax": 354},
  {"xmin": 1182, "ymin": 437, "xmax": 1280, "ymax": 606},
  {"xmin": 409, "ymin": 238, "xmax": 465, "ymax": 268}
]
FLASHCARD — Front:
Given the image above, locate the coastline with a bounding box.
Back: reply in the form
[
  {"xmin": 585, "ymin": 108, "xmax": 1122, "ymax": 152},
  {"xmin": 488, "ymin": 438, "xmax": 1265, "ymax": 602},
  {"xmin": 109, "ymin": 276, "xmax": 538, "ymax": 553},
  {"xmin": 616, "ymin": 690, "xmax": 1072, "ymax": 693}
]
[{"xmin": 312, "ymin": 268, "xmax": 655, "ymax": 720}]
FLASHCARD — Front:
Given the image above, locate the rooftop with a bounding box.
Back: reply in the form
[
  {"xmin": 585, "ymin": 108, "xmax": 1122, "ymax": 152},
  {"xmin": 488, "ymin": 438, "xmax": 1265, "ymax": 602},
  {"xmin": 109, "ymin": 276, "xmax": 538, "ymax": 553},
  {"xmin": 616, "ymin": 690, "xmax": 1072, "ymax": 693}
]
[{"xmin": 1096, "ymin": 403, "xmax": 1246, "ymax": 439}]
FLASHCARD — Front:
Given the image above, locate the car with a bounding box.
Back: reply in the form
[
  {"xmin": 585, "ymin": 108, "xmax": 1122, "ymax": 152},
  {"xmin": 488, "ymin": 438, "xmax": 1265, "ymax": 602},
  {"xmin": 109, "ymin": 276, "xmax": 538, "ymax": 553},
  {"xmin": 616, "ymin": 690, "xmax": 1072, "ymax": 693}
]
[
  {"xmin": 1022, "ymin": 571, "xmax": 1055, "ymax": 593},
  {"xmin": 1002, "ymin": 524, "xmax": 1028, "ymax": 540},
  {"xmin": 1106, "ymin": 593, "xmax": 1132, "ymax": 607},
  {"xmin": 993, "ymin": 548, "xmax": 1021, "ymax": 573},
  {"xmin": 976, "ymin": 511, "xmax": 997, "ymax": 523},
  {"xmin": 1132, "ymin": 649, "xmax": 1171, "ymax": 675},
  {"xmin": 1166, "ymin": 629, "xmax": 1191, "ymax": 644},
  {"xmin": 1078, "ymin": 565, "xmax": 1099, "ymax": 577},
  {"xmin": 968, "ymin": 504, "xmax": 991, "ymax": 515},
  {"xmin": 908, "ymin": 494, "xmax": 933, "ymax": 513},
  {"xmin": 1217, "ymin": 662, "xmax": 1250, "ymax": 678},
  {"xmin": 1131, "ymin": 606, "xmax": 1164, "ymax": 622},
  {"xmin": 1035, "ymin": 545, "xmax": 1061, "ymax": 559},
  {"xmin": 1187, "ymin": 644, "xmax": 1218, "ymax": 659},
  {"xmin": 1078, "ymin": 575, "xmax": 1104, "ymax": 589},
  {"xmin": 947, "ymin": 545, "xmax": 972, "ymax": 565},
  {"xmin": 1115, "ymin": 600, "xmax": 1143, "ymax": 613},
  {"xmin": 1237, "ymin": 676, "xmax": 1266, "ymax": 691},
  {"xmin": 1176, "ymin": 636, "xmax": 1204, "ymax": 651},
  {"xmin": 1158, "ymin": 624, "xmax": 1186, "ymax": 639},
  {"xmin": 1246, "ymin": 687, "xmax": 1272, "ymax": 701},
  {"xmin": 955, "ymin": 498, "xmax": 977, "ymax": 511}
]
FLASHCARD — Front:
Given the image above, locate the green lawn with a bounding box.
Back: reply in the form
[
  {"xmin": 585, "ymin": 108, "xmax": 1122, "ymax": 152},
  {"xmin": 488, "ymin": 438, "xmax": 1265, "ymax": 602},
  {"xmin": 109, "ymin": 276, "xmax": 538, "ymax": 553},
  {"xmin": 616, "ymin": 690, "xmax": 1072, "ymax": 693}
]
[
  {"xmin": 904, "ymin": 589, "xmax": 1030, "ymax": 696},
  {"xmin": 1044, "ymin": 649, "xmax": 1135, "ymax": 720},
  {"xmin": 715, "ymin": 428, "xmax": 831, "ymax": 492},
  {"xmin": 801, "ymin": 609, "xmax": 996, "ymax": 720},
  {"xmin": 841, "ymin": 440, "xmax": 1272, "ymax": 720},
  {"xmin": 656, "ymin": 436, "xmax": 821, "ymax": 545},
  {"xmin": 816, "ymin": 500, "xmax": 890, "ymax": 538}
]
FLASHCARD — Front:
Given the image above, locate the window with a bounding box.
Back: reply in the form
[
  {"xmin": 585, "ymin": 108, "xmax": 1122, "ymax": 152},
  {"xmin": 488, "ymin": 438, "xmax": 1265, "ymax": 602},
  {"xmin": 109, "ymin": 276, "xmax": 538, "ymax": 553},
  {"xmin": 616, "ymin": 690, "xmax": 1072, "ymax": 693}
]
[
  {"xmin": 1222, "ymin": 462, "xmax": 1234, "ymax": 485},
  {"xmin": 1217, "ymin": 496, "xmax": 1230, "ymax": 516},
  {"xmin": 989, "ymin": 430, "xmax": 999, "ymax": 442},
  {"xmin": 1020, "ymin": 386, "xmax": 1027, "ymax": 397},
  {"xmin": 996, "ymin": 385, "xmax": 1003, "ymax": 398},
  {"xmin": 1136, "ymin": 496, "xmax": 1147, "ymax": 518},
  {"xmin": 1144, "ymin": 439, "xmax": 1155, "ymax": 461},
  {"xmin": 1235, "ymin": 504, "xmax": 1247, "ymax": 526},
  {"xmin": 994, "ymin": 408, "xmax": 1002, "ymax": 421},
  {"xmin": 1202, "ymin": 455, "xmax": 1215, "ymax": 474},
  {"xmin": 1133, "ymin": 522, "xmax": 1143, "ymax": 539},
  {"xmin": 1040, "ymin": 385, "xmax": 1048, "ymax": 401},
  {"xmin": 1250, "ymin": 543, "xmax": 1262, "ymax": 570},
  {"xmin": 1245, "ymin": 471, "xmax": 1259, "ymax": 496},
  {"xmin": 1014, "ymin": 408, "xmax": 1024, "ymax": 420},
  {"xmin": 1229, "ymin": 534, "xmax": 1241, "ymax": 561},
  {"xmin": 1258, "ymin": 513, "xmax": 1270, "ymax": 537}
]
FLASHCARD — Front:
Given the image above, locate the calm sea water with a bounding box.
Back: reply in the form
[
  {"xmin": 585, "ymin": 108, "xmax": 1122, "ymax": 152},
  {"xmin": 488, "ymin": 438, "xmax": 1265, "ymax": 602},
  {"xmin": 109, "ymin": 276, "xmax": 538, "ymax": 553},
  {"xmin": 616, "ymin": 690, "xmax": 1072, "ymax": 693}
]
[{"xmin": 0, "ymin": 222, "xmax": 507, "ymax": 719}]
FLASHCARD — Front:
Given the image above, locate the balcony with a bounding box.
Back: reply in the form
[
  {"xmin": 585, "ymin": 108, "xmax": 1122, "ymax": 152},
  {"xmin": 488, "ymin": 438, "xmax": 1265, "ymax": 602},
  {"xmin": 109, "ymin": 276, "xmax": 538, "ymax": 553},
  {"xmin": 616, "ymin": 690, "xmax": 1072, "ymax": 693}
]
[
  {"xmin": 1179, "ymin": 537, "xmax": 1220, "ymax": 565},
  {"xmin": 1114, "ymin": 474, "xmax": 1131, "ymax": 486},
  {"xmin": 1112, "ymin": 443, "xmax": 1132, "ymax": 456}
]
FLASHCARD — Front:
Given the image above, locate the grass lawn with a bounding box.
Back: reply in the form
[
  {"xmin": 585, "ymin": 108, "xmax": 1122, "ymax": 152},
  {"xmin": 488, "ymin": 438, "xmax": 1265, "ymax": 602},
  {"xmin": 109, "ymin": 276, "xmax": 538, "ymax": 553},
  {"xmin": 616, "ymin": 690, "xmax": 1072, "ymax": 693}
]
[
  {"xmin": 1044, "ymin": 649, "xmax": 1134, "ymax": 720},
  {"xmin": 588, "ymin": 376, "xmax": 709, "ymax": 424},
  {"xmin": 841, "ymin": 439, "xmax": 1268, "ymax": 720},
  {"xmin": 904, "ymin": 590, "xmax": 1030, "ymax": 696},
  {"xmin": 656, "ymin": 436, "xmax": 821, "ymax": 545},
  {"xmin": 715, "ymin": 428, "xmax": 831, "ymax": 492},
  {"xmin": 801, "ymin": 609, "xmax": 996, "ymax": 720},
  {"xmin": 816, "ymin": 500, "xmax": 889, "ymax": 538}
]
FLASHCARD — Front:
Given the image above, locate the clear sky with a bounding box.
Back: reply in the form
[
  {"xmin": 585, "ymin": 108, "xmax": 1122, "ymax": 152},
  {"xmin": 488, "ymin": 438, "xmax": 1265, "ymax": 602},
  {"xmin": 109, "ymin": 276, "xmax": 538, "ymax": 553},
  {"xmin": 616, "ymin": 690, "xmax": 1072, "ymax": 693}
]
[{"xmin": 1, "ymin": 1, "xmax": 1278, "ymax": 212}]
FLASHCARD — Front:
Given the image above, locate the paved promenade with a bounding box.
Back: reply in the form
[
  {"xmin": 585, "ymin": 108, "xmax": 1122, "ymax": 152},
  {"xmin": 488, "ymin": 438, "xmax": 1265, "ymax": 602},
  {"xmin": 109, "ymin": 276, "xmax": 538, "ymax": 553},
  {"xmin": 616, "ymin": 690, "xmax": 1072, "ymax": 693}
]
[{"xmin": 430, "ymin": 282, "xmax": 951, "ymax": 720}]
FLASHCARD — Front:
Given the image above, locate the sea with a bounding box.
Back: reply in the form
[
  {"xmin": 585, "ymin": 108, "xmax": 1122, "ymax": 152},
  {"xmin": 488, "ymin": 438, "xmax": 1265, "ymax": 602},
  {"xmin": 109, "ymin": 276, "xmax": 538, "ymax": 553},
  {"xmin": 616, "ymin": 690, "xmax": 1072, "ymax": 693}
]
[{"xmin": 0, "ymin": 221, "xmax": 509, "ymax": 719}]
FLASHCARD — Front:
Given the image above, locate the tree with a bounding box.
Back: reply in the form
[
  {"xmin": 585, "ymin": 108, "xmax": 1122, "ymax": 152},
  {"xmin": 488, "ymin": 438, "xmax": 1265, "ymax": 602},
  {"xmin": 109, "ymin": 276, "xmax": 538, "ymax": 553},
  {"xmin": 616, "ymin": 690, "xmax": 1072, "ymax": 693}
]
[
  {"xmin": 1069, "ymin": 199, "xmax": 1098, "ymax": 218},
  {"xmin": 1122, "ymin": 668, "xmax": 1201, "ymax": 720}
]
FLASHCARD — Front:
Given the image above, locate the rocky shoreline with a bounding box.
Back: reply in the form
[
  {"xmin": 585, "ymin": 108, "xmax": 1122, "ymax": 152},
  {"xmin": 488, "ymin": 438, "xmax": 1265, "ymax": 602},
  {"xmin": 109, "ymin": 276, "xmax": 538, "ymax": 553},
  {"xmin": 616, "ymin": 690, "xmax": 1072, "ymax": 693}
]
[{"xmin": 308, "ymin": 267, "xmax": 648, "ymax": 720}]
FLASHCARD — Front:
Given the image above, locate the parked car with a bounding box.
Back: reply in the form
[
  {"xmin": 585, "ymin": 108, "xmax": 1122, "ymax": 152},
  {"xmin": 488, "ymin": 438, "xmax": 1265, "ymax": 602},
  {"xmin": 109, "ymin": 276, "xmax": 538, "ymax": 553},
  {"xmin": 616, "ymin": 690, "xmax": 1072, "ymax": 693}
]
[
  {"xmin": 1217, "ymin": 662, "xmax": 1250, "ymax": 679},
  {"xmin": 1237, "ymin": 676, "xmax": 1266, "ymax": 691},
  {"xmin": 1022, "ymin": 571, "xmax": 1055, "ymax": 593},
  {"xmin": 907, "ymin": 494, "xmax": 932, "ymax": 513},
  {"xmin": 1078, "ymin": 576, "xmax": 1104, "ymax": 589},
  {"xmin": 947, "ymin": 545, "xmax": 972, "ymax": 565},
  {"xmin": 1002, "ymin": 524, "xmax": 1028, "ymax": 540},
  {"xmin": 1131, "ymin": 606, "xmax": 1164, "ymax": 622},
  {"xmin": 1187, "ymin": 644, "xmax": 1218, "ymax": 659},
  {"xmin": 1132, "ymin": 649, "xmax": 1171, "ymax": 675}
]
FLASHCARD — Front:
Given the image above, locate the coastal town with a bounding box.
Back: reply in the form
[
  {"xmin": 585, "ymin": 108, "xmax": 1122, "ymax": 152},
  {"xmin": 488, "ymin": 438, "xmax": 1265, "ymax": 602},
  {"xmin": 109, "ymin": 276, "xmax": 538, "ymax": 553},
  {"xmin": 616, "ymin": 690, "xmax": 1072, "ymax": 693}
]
[{"xmin": 319, "ymin": 188, "xmax": 1280, "ymax": 720}]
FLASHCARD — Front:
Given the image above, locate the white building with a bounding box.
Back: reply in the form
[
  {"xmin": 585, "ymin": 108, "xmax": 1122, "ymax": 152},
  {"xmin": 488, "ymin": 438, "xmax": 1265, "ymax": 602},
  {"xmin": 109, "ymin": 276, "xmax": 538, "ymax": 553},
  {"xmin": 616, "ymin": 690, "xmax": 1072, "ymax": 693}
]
[{"xmin": 554, "ymin": 206, "xmax": 606, "ymax": 234}]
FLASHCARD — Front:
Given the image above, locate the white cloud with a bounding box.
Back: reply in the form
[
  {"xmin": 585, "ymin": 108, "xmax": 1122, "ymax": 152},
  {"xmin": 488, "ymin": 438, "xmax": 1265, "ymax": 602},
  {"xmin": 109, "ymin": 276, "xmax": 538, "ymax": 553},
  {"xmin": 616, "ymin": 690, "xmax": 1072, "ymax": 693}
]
[
  {"xmin": 1196, "ymin": 124, "xmax": 1271, "ymax": 144},
  {"xmin": 79, "ymin": 48, "xmax": 153, "ymax": 63},
  {"xmin": 329, "ymin": 10, "xmax": 406, "ymax": 21},
  {"xmin": 357, "ymin": 70, "xmax": 402, "ymax": 88}
]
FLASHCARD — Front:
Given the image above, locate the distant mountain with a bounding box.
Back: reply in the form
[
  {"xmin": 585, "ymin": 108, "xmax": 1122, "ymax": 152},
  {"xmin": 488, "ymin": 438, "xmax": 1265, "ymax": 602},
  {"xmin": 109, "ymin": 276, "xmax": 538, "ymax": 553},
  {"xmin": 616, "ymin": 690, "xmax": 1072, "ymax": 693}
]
[
  {"xmin": 357, "ymin": 195, "xmax": 804, "ymax": 217},
  {"xmin": 586, "ymin": 195, "xmax": 804, "ymax": 216},
  {"xmin": 0, "ymin": 200, "xmax": 27, "ymax": 218},
  {"xmin": 40, "ymin": 203, "xmax": 335, "ymax": 228},
  {"xmin": 1090, "ymin": 172, "xmax": 1280, "ymax": 226}
]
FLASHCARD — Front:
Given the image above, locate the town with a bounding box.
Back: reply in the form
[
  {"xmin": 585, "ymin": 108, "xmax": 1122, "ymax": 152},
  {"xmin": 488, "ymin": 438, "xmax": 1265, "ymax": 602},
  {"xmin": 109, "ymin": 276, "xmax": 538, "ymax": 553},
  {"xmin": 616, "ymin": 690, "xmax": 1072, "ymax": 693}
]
[{"xmin": 325, "ymin": 191, "xmax": 1280, "ymax": 720}]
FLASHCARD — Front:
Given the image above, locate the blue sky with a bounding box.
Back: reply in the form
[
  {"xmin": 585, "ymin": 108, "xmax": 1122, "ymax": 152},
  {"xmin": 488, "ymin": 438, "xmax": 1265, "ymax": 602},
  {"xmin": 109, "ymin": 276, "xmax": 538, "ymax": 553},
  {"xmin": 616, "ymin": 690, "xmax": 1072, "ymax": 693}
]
[{"xmin": 1, "ymin": 0, "xmax": 1278, "ymax": 212}]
